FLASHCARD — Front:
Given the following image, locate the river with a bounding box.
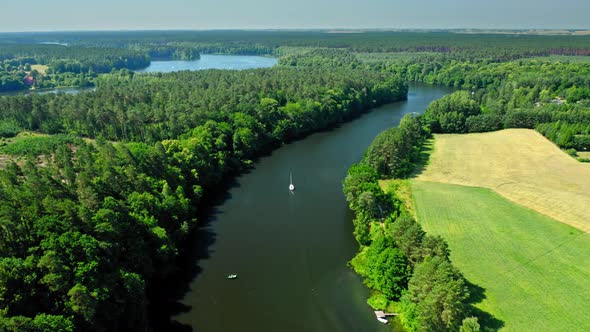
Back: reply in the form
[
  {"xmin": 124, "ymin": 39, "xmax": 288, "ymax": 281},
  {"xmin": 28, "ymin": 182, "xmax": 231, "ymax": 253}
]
[{"xmin": 171, "ymin": 83, "xmax": 453, "ymax": 332}]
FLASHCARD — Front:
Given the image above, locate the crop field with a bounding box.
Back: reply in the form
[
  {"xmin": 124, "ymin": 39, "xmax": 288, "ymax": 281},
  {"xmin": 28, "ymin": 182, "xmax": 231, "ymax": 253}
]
[
  {"xmin": 412, "ymin": 180, "xmax": 590, "ymax": 332},
  {"xmin": 30, "ymin": 64, "xmax": 49, "ymax": 74},
  {"xmin": 415, "ymin": 129, "xmax": 590, "ymax": 233}
]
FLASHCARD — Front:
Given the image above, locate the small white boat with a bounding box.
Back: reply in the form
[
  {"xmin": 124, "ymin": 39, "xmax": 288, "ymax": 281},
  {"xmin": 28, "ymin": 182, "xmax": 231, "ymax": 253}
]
[
  {"xmin": 289, "ymin": 172, "xmax": 295, "ymax": 191},
  {"xmin": 377, "ymin": 317, "xmax": 388, "ymax": 324},
  {"xmin": 227, "ymin": 274, "xmax": 237, "ymax": 279}
]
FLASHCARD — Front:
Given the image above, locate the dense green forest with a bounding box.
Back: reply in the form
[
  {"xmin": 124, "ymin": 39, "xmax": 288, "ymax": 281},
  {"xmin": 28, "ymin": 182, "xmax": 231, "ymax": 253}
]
[
  {"xmin": 2, "ymin": 30, "xmax": 590, "ymax": 57},
  {"xmin": 1, "ymin": 30, "xmax": 589, "ymax": 331},
  {"xmin": 0, "ymin": 65, "xmax": 406, "ymax": 331},
  {"xmin": 282, "ymin": 43, "xmax": 590, "ymax": 154},
  {"xmin": 2, "ymin": 30, "xmax": 589, "ymax": 93},
  {"xmin": 0, "ymin": 44, "xmax": 150, "ymax": 92}
]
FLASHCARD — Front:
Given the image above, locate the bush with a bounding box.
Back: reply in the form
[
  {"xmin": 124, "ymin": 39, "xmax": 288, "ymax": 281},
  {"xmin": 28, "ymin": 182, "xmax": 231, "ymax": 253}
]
[
  {"xmin": 460, "ymin": 317, "xmax": 481, "ymax": 332},
  {"xmin": 565, "ymin": 148, "xmax": 578, "ymax": 157},
  {"xmin": 0, "ymin": 120, "xmax": 22, "ymax": 138},
  {"xmin": 367, "ymin": 293, "xmax": 389, "ymax": 310},
  {"xmin": 573, "ymin": 135, "xmax": 590, "ymax": 151}
]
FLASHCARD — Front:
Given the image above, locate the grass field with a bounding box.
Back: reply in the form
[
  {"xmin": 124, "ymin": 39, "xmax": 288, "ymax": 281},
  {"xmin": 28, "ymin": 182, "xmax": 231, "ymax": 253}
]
[
  {"xmin": 416, "ymin": 129, "xmax": 590, "ymax": 233},
  {"xmin": 412, "ymin": 180, "xmax": 590, "ymax": 332},
  {"xmin": 30, "ymin": 64, "xmax": 49, "ymax": 75}
]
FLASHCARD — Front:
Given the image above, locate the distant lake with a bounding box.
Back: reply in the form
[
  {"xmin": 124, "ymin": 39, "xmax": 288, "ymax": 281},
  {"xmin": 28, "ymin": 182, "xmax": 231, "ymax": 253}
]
[
  {"xmin": 38, "ymin": 41, "xmax": 69, "ymax": 46},
  {"xmin": 136, "ymin": 54, "xmax": 278, "ymax": 73}
]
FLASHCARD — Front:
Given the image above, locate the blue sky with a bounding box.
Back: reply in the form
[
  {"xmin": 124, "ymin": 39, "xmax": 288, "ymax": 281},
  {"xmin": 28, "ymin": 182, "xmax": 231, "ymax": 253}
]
[{"xmin": 1, "ymin": 0, "xmax": 589, "ymax": 32}]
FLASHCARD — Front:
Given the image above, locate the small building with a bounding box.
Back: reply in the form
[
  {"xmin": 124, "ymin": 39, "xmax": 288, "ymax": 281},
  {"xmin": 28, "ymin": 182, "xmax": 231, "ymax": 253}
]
[{"xmin": 23, "ymin": 75, "xmax": 35, "ymax": 86}]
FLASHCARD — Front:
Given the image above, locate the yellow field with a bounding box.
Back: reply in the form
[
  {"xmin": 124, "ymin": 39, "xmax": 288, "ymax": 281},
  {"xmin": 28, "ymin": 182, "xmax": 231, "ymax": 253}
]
[
  {"xmin": 30, "ymin": 64, "xmax": 48, "ymax": 75},
  {"xmin": 416, "ymin": 129, "xmax": 590, "ymax": 233}
]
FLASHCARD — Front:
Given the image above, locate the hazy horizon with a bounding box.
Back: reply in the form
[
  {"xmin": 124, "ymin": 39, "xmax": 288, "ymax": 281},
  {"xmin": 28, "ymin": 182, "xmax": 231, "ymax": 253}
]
[{"xmin": 1, "ymin": 0, "xmax": 589, "ymax": 32}]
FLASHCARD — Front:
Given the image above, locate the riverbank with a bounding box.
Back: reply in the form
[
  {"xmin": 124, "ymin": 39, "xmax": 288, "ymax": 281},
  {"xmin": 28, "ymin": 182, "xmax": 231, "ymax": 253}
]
[{"xmin": 149, "ymin": 84, "xmax": 452, "ymax": 332}]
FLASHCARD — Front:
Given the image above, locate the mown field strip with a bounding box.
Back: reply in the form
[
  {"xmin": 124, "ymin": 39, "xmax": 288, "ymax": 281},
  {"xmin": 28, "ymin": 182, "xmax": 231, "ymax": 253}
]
[
  {"xmin": 412, "ymin": 180, "xmax": 590, "ymax": 332},
  {"xmin": 416, "ymin": 129, "xmax": 590, "ymax": 233}
]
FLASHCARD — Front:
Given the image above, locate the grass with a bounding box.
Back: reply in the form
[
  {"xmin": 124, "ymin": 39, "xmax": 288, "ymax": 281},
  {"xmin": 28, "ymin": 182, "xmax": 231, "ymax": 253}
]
[
  {"xmin": 0, "ymin": 132, "xmax": 83, "ymax": 156},
  {"xmin": 30, "ymin": 64, "xmax": 49, "ymax": 75},
  {"xmin": 412, "ymin": 180, "xmax": 590, "ymax": 332},
  {"xmin": 415, "ymin": 129, "xmax": 590, "ymax": 233},
  {"xmin": 577, "ymin": 151, "xmax": 590, "ymax": 162}
]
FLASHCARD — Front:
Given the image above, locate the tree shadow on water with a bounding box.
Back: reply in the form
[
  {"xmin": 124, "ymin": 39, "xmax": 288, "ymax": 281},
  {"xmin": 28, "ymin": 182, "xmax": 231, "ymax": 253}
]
[
  {"xmin": 146, "ymin": 176, "xmax": 242, "ymax": 332},
  {"xmin": 465, "ymin": 280, "xmax": 505, "ymax": 331}
]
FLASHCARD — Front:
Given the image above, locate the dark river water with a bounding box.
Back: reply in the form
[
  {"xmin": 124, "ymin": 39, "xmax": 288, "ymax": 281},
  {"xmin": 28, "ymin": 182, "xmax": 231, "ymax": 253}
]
[{"xmin": 172, "ymin": 83, "xmax": 454, "ymax": 332}]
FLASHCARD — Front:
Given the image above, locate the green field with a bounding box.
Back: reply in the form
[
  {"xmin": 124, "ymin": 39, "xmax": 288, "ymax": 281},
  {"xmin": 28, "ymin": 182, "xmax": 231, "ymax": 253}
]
[{"xmin": 412, "ymin": 180, "xmax": 590, "ymax": 332}]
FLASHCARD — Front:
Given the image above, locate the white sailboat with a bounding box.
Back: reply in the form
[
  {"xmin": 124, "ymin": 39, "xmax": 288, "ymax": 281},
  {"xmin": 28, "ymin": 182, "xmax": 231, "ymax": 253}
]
[{"xmin": 289, "ymin": 172, "xmax": 295, "ymax": 191}]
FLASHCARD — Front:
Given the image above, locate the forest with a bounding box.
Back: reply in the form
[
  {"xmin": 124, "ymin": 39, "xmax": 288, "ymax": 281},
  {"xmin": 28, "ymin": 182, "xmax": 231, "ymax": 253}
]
[
  {"xmin": 0, "ymin": 64, "xmax": 406, "ymax": 331},
  {"xmin": 0, "ymin": 30, "xmax": 589, "ymax": 331}
]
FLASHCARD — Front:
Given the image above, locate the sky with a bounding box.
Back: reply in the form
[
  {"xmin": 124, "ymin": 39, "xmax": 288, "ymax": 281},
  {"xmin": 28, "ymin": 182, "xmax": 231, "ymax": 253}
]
[{"xmin": 1, "ymin": 0, "xmax": 589, "ymax": 32}]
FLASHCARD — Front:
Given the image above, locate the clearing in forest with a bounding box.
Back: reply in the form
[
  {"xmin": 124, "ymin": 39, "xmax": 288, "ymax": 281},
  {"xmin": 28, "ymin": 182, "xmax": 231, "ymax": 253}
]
[
  {"xmin": 30, "ymin": 64, "xmax": 49, "ymax": 74},
  {"xmin": 411, "ymin": 180, "xmax": 590, "ymax": 332},
  {"xmin": 415, "ymin": 128, "xmax": 590, "ymax": 233}
]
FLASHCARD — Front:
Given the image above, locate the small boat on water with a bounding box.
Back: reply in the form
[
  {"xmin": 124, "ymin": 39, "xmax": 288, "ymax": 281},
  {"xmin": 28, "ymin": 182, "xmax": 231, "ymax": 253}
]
[
  {"xmin": 377, "ymin": 317, "xmax": 388, "ymax": 324},
  {"xmin": 227, "ymin": 274, "xmax": 237, "ymax": 279},
  {"xmin": 289, "ymin": 172, "xmax": 295, "ymax": 191}
]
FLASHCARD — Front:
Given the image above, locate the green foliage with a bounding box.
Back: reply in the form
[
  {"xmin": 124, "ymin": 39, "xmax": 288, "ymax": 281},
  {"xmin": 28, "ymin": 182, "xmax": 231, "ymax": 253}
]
[
  {"xmin": 460, "ymin": 317, "xmax": 481, "ymax": 332},
  {"xmin": 401, "ymin": 256, "xmax": 469, "ymax": 332},
  {"xmin": 360, "ymin": 231, "xmax": 410, "ymax": 299},
  {"xmin": 0, "ymin": 134, "xmax": 82, "ymax": 156},
  {"xmin": 536, "ymin": 122, "xmax": 590, "ymax": 149},
  {"xmin": 565, "ymin": 148, "xmax": 578, "ymax": 157},
  {"xmin": 503, "ymin": 110, "xmax": 551, "ymax": 129},
  {"xmin": 0, "ymin": 63, "xmax": 407, "ymax": 331},
  {"xmin": 279, "ymin": 49, "xmax": 361, "ymax": 68},
  {"xmin": 398, "ymin": 55, "xmax": 590, "ymax": 155},
  {"xmin": 0, "ymin": 43, "xmax": 150, "ymax": 92},
  {"xmin": 367, "ymin": 293, "xmax": 390, "ymax": 310},
  {"xmin": 345, "ymin": 120, "xmax": 471, "ymax": 331},
  {"xmin": 343, "ymin": 163, "xmax": 397, "ymax": 244},
  {"xmin": 0, "ymin": 120, "xmax": 22, "ymax": 138},
  {"xmin": 363, "ymin": 114, "xmax": 425, "ymax": 178},
  {"xmin": 465, "ymin": 113, "xmax": 503, "ymax": 133},
  {"xmin": 424, "ymin": 91, "xmax": 480, "ymax": 133},
  {"xmin": 0, "ymin": 67, "xmax": 404, "ymax": 143}
]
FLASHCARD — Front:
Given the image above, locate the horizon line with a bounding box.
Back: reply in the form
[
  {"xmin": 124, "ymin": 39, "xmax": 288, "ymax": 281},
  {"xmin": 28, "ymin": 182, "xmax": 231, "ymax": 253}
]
[{"xmin": 1, "ymin": 27, "xmax": 590, "ymax": 34}]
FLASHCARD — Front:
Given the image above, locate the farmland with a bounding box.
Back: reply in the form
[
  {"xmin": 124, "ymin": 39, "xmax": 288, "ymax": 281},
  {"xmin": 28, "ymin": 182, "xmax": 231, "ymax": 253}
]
[
  {"xmin": 412, "ymin": 180, "xmax": 590, "ymax": 331},
  {"xmin": 416, "ymin": 129, "xmax": 590, "ymax": 233}
]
